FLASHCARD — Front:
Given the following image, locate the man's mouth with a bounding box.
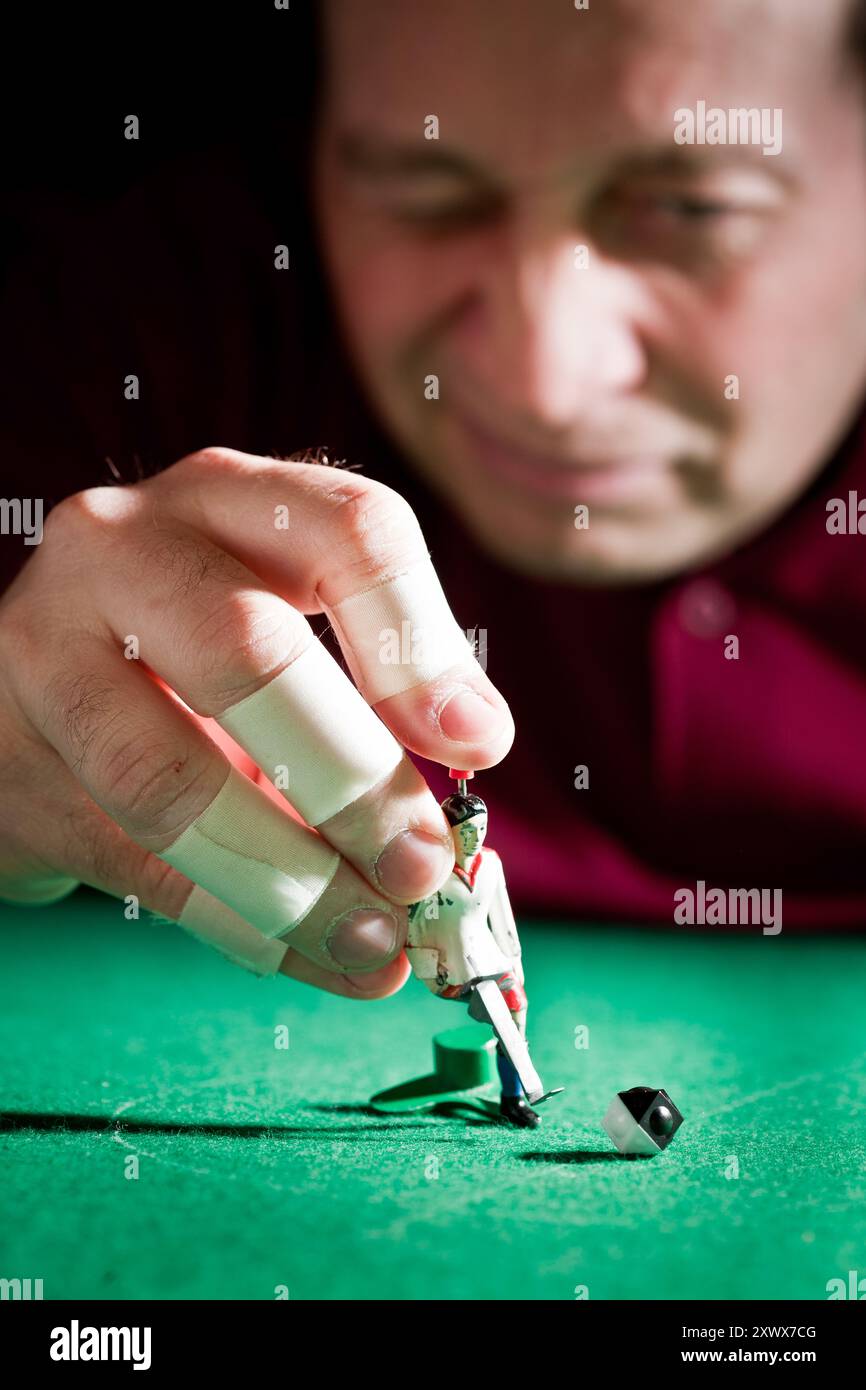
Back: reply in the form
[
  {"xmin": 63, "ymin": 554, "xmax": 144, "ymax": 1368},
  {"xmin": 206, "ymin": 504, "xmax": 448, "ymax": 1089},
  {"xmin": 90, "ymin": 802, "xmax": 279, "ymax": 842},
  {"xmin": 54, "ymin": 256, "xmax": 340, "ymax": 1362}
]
[{"xmin": 456, "ymin": 413, "xmax": 675, "ymax": 504}]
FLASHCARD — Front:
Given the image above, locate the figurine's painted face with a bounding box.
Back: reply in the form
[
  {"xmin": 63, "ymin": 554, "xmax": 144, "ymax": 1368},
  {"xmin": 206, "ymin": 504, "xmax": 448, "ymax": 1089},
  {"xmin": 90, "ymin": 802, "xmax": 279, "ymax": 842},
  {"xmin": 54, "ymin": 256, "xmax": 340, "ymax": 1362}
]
[{"xmin": 453, "ymin": 812, "xmax": 487, "ymax": 864}]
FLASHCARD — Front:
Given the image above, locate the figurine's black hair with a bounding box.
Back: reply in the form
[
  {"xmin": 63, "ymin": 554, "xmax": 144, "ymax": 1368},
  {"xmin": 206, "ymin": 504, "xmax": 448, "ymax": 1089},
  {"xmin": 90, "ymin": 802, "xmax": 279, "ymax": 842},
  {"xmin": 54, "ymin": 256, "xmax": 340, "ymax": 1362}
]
[{"xmin": 442, "ymin": 792, "xmax": 488, "ymax": 827}]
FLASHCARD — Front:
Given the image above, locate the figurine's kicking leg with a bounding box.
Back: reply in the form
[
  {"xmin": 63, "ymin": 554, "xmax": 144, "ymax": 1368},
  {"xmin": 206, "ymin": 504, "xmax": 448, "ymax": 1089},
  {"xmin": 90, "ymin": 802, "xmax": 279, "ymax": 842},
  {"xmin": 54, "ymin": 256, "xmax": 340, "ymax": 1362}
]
[
  {"xmin": 496, "ymin": 1002, "xmax": 541, "ymax": 1129},
  {"xmin": 467, "ymin": 971, "xmax": 542, "ymax": 1128}
]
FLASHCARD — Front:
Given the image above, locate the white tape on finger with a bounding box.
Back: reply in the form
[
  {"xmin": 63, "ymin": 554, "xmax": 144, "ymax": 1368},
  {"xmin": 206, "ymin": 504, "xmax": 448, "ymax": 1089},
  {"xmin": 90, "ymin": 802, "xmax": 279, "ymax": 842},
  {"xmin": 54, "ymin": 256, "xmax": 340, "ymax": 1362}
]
[
  {"xmin": 158, "ymin": 765, "xmax": 339, "ymax": 938},
  {"xmin": 218, "ymin": 639, "xmax": 403, "ymax": 825},
  {"xmin": 323, "ymin": 559, "xmax": 473, "ymax": 703},
  {"xmin": 177, "ymin": 883, "xmax": 290, "ymax": 976}
]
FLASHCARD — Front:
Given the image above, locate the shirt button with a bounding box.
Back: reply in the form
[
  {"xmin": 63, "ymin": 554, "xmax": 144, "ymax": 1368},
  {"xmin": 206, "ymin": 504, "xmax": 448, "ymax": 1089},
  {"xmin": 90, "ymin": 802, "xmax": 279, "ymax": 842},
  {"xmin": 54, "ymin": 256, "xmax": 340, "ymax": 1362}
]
[{"xmin": 676, "ymin": 579, "xmax": 736, "ymax": 637}]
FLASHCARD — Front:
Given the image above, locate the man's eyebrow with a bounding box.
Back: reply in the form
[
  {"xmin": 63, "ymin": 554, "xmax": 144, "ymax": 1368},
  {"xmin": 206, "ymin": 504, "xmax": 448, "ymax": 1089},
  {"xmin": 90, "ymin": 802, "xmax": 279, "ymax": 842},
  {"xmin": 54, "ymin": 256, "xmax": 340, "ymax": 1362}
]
[
  {"xmin": 334, "ymin": 132, "xmax": 798, "ymax": 196},
  {"xmin": 335, "ymin": 132, "xmax": 499, "ymax": 184}
]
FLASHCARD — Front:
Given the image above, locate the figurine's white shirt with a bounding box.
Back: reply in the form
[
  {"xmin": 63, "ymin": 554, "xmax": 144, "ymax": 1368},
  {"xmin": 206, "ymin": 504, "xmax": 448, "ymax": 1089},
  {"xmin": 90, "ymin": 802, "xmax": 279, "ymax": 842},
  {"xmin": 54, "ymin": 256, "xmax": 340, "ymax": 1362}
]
[{"xmin": 406, "ymin": 848, "xmax": 516, "ymax": 990}]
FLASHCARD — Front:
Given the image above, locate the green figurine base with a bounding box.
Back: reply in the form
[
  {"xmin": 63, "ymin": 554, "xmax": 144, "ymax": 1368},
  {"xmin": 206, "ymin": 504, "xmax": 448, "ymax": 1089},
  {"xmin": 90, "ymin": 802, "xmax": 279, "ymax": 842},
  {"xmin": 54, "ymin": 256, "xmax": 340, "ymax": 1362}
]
[{"xmin": 369, "ymin": 1023, "xmax": 501, "ymax": 1117}]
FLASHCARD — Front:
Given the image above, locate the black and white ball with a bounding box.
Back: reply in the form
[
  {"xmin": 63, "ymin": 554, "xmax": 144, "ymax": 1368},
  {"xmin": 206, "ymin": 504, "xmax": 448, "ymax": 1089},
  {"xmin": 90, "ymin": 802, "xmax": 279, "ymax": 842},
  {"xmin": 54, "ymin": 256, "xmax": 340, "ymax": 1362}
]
[{"xmin": 602, "ymin": 1087, "xmax": 683, "ymax": 1155}]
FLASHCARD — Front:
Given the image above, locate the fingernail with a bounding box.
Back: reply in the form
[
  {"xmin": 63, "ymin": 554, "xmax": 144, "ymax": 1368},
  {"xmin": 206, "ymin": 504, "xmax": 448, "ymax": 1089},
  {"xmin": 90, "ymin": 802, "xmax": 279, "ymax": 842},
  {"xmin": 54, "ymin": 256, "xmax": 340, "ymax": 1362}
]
[
  {"xmin": 326, "ymin": 908, "xmax": 399, "ymax": 969},
  {"xmin": 375, "ymin": 828, "xmax": 453, "ymax": 899},
  {"xmin": 437, "ymin": 687, "xmax": 505, "ymax": 742}
]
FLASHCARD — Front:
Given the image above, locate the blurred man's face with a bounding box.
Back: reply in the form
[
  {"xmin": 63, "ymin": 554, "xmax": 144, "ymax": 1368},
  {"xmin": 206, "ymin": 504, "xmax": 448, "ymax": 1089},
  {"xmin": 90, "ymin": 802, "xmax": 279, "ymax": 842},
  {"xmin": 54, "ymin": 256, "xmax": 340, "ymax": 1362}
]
[{"xmin": 315, "ymin": 0, "xmax": 866, "ymax": 582}]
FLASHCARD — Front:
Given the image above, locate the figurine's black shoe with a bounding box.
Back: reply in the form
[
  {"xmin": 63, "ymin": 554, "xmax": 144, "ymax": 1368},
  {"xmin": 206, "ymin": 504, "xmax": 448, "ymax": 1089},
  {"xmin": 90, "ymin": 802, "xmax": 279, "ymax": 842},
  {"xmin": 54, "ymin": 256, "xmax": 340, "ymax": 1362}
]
[{"xmin": 500, "ymin": 1095, "xmax": 541, "ymax": 1128}]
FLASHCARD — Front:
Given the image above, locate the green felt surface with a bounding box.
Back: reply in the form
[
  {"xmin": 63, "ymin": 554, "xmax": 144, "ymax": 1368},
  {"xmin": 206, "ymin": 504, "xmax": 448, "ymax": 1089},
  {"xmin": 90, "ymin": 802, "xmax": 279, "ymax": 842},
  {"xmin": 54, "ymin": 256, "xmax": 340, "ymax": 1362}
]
[{"xmin": 1, "ymin": 888, "xmax": 865, "ymax": 1301}]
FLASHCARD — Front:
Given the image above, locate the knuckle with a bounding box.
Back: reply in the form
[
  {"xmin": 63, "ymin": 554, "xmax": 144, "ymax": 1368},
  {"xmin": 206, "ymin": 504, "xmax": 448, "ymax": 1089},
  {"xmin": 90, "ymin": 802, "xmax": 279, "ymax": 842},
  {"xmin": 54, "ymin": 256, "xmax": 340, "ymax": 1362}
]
[
  {"xmin": 192, "ymin": 445, "xmax": 235, "ymax": 468},
  {"xmin": 182, "ymin": 592, "xmax": 304, "ymax": 712},
  {"xmin": 174, "ymin": 445, "xmax": 243, "ymax": 481},
  {"xmin": 0, "ymin": 491, "xmax": 137, "ymax": 668},
  {"xmin": 97, "ymin": 734, "xmax": 214, "ymax": 843},
  {"xmin": 39, "ymin": 492, "xmax": 83, "ymax": 545},
  {"xmin": 44, "ymin": 486, "xmax": 135, "ymax": 541},
  {"xmin": 324, "ymin": 477, "xmax": 425, "ymax": 581}
]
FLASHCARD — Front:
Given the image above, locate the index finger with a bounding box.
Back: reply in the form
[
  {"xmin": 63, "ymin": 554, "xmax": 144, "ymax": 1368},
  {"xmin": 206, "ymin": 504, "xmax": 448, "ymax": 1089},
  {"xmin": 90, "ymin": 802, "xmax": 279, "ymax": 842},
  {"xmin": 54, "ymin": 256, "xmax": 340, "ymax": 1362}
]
[{"xmin": 160, "ymin": 448, "xmax": 515, "ymax": 770}]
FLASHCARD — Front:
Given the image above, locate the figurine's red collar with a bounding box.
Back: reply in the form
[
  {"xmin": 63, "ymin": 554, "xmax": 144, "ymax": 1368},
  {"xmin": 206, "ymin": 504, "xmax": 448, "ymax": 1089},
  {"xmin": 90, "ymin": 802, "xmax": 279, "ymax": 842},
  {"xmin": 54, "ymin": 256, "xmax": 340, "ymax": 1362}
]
[{"xmin": 454, "ymin": 852, "xmax": 483, "ymax": 891}]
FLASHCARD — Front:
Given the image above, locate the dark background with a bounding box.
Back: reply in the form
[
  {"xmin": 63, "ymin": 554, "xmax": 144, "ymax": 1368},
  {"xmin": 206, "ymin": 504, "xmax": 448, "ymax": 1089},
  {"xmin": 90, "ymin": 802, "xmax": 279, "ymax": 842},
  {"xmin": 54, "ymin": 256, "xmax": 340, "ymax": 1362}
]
[{"xmin": 1, "ymin": 6, "xmax": 321, "ymax": 258}]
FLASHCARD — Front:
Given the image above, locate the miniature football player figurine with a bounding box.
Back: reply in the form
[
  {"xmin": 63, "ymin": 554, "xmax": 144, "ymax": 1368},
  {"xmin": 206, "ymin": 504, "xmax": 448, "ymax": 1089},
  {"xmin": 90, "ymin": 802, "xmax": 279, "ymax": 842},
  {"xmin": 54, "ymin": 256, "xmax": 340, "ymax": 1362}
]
[{"xmin": 405, "ymin": 771, "xmax": 545, "ymax": 1128}]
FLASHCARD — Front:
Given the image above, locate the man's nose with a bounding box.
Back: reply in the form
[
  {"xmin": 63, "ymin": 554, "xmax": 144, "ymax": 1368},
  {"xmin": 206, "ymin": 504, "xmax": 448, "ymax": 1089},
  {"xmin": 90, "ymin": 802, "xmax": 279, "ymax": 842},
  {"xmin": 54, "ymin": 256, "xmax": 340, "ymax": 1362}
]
[{"xmin": 453, "ymin": 234, "xmax": 648, "ymax": 428}]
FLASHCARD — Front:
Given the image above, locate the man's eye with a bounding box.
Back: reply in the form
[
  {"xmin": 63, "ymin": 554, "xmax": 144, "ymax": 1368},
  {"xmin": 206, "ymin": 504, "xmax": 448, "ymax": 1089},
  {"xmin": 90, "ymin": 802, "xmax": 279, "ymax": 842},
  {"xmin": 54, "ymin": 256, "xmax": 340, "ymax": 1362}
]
[
  {"xmin": 594, "ymin": 185, "xmax": 772, "ymax": 268},
  {"xmin": 389, "ymin": 195, "xmax": 502, "ymax": 230},
  {"xmin": 604, "ymin": 189, "xmax": 743, "ymax": 226},
  {"xmin": 654, "ymin": 195, "xmax": 736, "ymax": 220}
]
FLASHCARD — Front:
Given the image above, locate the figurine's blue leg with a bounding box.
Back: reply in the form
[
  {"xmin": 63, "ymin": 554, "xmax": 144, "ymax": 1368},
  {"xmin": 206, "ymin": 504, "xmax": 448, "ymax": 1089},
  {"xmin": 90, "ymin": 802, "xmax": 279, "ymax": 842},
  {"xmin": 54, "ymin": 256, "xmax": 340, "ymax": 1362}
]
[
  {"xmin": 465, "ymin": 981, "xmax": 529, "ymax": 1099},
  {"xmin": 496, "ymin": 1043, "xmax": 524, "ymax": 1098}
]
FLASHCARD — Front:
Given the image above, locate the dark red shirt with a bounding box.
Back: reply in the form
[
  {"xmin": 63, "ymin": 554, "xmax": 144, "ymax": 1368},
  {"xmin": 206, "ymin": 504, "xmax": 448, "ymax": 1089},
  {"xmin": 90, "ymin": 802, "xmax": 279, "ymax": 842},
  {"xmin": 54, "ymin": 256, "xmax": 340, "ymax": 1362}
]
[{"xmin": 3, "ymin": 143, "xmax": 866, "ymax": 931}]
